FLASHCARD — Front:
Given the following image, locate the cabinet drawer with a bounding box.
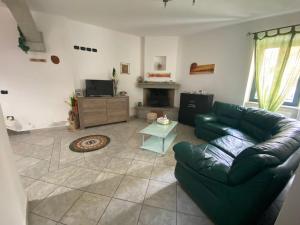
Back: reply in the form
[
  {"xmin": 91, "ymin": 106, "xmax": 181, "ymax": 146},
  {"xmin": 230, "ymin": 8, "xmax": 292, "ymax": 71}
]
[
  {"xmin": 82, "ymin": 112, "xmax": 107, "ymax": 126},
  {"xmin": 107, "ymin": 98, "xmax": 128, "ymax": 111},
  {"xmin": 179, "ymin": 93, "xmax": 213, "ymax": 112},
  {"xmin": 107, "ymin": 111, "xmax": 128, "ymax": 123},
  {"xmin": 81, "ymin": 99, "xmax": 107, "ymax": 110}
]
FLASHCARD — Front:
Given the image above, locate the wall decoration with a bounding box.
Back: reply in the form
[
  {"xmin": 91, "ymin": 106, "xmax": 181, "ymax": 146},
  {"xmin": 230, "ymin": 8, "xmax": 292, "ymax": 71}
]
[
  {"xmin": 73, "ymin": 45, "xmax": 98, "ymax": 53},
  {"xmin": 51, "ymin": 55, "xmax": 60, "ymax": 64},
  {"xmin": 154, "ymin": 56, "xmax": 167, "ymax": 71},
  {"xmin": 148, "ymin": 73, "xmax": 171, "ymax": 78},
  {"xmin": 190, "ymin": 63, "xmax": 215, "ymax": 74},
  {"xmin": 17, "ymin": 26, "xmax": 30, "ymax": 53},
  {"xmin": 120, "ymin": 63, "xmax": 130, "ymax": 74},
  {"xmin": 30, "ymin": 58, "xmax": 47, "ymax": 63}
]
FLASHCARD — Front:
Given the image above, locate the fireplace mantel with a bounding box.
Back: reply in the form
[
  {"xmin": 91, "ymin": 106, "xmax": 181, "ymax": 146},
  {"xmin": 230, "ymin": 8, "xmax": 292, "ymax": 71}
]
[{"xmin": 137, "ymin": 81, "xmax": 180, "ymax": 89}]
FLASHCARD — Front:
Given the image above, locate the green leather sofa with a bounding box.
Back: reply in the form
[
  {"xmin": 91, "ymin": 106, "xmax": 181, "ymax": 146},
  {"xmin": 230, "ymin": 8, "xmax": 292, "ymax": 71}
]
[{"xmin": 173, "ymin": 101, "xmax": 300, "ymax": 225}]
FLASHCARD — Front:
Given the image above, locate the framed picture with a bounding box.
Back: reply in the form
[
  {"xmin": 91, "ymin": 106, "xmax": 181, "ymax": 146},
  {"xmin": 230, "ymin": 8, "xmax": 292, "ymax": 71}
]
[
  {"xmin": 190, "ymin": 63, "xmax": 215, "ymax": 75},
  {"xmin": 120, "ymin": 63, "xmax": 130, "ymax": 74},
  {"xmin": 75, "ymin": 89, "xmax": 83, "ymax": 97}
]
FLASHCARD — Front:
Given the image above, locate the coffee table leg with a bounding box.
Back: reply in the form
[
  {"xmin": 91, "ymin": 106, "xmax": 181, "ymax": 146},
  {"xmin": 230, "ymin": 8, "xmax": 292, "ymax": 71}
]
[{"xmin": 162, "ymin": 138, "xmax": 165, "ymax": 153}]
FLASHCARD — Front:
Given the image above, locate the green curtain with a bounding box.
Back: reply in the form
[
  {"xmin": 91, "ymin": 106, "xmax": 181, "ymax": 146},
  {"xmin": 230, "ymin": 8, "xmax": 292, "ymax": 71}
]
[{"xmin": 255, "ymin": 27, "xmax": 300, "ymax": 111}]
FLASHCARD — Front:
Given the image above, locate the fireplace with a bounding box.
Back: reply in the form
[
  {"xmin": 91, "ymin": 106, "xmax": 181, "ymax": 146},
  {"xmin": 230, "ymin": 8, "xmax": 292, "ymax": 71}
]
[
  {"xmin": 136, "ymin": 82, "xmax": 179, "ymax": 120},
  {"xmin": 143, "ymin": 88, "xmax": 174, "ymax": 108}
]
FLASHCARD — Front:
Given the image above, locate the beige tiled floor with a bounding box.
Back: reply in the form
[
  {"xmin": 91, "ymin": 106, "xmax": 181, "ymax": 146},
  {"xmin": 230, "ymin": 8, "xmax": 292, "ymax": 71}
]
[{"xmin": 10, "ymin": 119, "xmax": 213, "ymax": 225}]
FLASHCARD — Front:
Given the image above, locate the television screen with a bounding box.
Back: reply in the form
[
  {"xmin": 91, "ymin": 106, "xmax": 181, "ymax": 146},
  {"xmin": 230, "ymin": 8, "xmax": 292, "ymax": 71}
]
[{"xmin": 85, "ymin": 80, "xmax": 113, "ymax": 97}]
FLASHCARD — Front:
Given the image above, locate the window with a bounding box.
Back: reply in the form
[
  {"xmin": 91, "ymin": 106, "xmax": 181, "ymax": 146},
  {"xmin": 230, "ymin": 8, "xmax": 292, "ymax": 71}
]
[{"xmin": 250, "ymin": 46, "xmax": 300, "ymax": 107}]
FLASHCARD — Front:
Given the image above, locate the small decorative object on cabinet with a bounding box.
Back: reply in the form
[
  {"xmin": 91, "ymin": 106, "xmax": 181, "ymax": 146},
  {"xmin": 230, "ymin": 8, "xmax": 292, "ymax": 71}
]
[
  {"xmin": 119, "ymin": 91, "xmax": 127, "ymax": 96},
  {"xmin": 75, "ymin": 89, "xmax": 83, "ymax": 97},
  {"xmin": 178, "ymin": 93, "xmax": 214, "ymax": 126},
  {"xmin": 112, "ymin": 68, "xmax": 119, "ymax": 96},
  {"xmin": 120, "ymin": 63, "xmax": 130, "ymax": 74},
  {"xmin": 137, "ymin": 76, "xmax": 144, "ymax": 83},
  {"xmin": 190, "ymin": 63, "xmax": 215, "ymax": 74}
]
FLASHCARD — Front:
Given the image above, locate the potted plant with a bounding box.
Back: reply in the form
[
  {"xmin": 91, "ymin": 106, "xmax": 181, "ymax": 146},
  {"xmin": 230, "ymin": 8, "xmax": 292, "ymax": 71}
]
[{"xmin": 65, "ymin": 95, "xmax": 79, "ymax": 130}]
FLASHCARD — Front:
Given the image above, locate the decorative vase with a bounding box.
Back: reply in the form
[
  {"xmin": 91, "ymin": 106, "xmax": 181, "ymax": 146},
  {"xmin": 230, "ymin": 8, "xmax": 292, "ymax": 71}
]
[{"xmin": 113, "ymin": 80, "xmax": 118, "ymax": 96}]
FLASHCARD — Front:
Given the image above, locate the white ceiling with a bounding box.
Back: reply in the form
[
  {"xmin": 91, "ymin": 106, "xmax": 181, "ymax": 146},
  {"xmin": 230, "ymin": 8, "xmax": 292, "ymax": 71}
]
[{"xmin": 3, "ymin": 0, "xmax": 300, "ymax": 36}]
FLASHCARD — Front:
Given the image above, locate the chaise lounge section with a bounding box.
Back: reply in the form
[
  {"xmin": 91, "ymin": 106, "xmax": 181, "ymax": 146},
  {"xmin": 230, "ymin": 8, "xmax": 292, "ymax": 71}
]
[{"xmin": 173, "ymin": 101, "xmax": 300, "ymax": 225}]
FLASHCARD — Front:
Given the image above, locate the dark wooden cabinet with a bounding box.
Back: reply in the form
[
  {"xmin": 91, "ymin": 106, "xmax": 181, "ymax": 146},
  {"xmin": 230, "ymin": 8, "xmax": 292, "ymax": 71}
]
[
  {"xmin": 178, "ymin": 93, "xmax": 214, "ymax": 126},
  {"xmin": 78, "ymin": 96, "xmax": 129, "ymax": 129}
]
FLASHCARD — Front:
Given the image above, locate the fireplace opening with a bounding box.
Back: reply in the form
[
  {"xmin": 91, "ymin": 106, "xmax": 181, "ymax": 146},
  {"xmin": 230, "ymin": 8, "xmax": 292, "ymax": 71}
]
[{"xmin": 144, "ymin": 88, "xmax": 174, "ymax": 108}]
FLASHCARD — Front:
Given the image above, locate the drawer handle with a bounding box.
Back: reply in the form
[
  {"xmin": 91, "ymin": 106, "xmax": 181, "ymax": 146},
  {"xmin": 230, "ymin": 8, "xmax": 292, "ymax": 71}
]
[{"xmin": 187, "ymin": 104, "xmax": 196, "ymax": 108}]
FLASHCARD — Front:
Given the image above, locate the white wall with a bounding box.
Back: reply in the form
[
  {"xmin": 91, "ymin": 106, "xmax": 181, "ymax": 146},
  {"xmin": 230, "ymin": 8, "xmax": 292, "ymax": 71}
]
[
  {"xmin": 144, "ymin": 36, "xmax": 179, "ymax": 82},
  {"xmin": 177, "ymin": 12, "xmax": 300, "ymax": 106},
  {"xmin": 63, "ymin": 19, "xmax": 143, "ymax": 114},
  {"xmin": 275, "ymin": 168, "xmax": 300, "ymax": 225},
  {"xmin": 0, "ymin": 105, "xmax": 27, "ymax": 225},
  {"xmin": 0, "ymin": 7, "xmax": 74, "ymax": 131},
  {"xmin": 0, "ymin": 7, "xmax": 142, "ymax": 130}
]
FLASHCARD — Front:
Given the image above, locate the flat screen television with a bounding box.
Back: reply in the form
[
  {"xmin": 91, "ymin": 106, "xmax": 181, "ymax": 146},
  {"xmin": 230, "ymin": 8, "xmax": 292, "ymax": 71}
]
[{"xmin": 85, "ymin": 80, "xmax": 113, "ymax": 97}]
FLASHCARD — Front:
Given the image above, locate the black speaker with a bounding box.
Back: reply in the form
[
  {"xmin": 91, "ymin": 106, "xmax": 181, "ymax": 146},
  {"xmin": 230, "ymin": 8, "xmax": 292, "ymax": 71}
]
[{"xmin": 178, "ymin": 93, "xmax": 214, "ymax": 126}]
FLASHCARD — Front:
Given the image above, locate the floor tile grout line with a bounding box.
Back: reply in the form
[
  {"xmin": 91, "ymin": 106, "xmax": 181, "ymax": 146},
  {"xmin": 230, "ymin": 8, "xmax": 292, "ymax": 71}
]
[
  {"xmin": 30, "ymin": 211, "xmax": 61, "ymax": 224},
  {"xmin": 47, "ymin": 136, "xmax": 56, "ymax": 173},
  {"xmin": 29, "ymin": 182, "xmax": 63, "ymax": 213},
  {"xmin": 24, "ymin": 174, "xmax": 186, "ymax": 215},
  {"xmin": 95, "ymin": 169, "xmax": 128, "ymax": 225},
  {"xmin": 58, "ymin": 190, "xmax": 85, "ymax": 223},
  {"xmin": 136, "ymin": 158, "xmax": 155, "ymax": 225},
  {"xmin": 23, "ymin": 167, "xmax": 184, "ymax": 213}
]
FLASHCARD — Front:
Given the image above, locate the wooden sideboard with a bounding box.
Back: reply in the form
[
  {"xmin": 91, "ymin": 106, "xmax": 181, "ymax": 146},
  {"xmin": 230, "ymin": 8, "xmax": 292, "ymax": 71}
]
[{"xmin": 77, "ymin": 96, "xmax": 129, "ymax": 129}]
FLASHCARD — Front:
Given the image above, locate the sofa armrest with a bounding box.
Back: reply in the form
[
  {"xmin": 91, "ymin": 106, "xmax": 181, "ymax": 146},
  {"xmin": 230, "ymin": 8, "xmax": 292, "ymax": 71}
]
[
  {"xmin": 195, "ymin": 113, "xmax": 218, "ymax": 126},
  {"xmin": 173, "ymin": 142, "xmax": 230, "ymax": 184}
]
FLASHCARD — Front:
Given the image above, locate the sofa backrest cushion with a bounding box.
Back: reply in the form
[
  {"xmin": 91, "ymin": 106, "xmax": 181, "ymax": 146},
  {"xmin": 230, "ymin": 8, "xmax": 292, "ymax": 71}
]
[
  {"xmin": 237, "ymin": 120, "xmax": 300, "ymax": 162},
  {"xmin": 239, "ymin": 108, "xmax": 284, "ymax": 141},
  {"xmin": 229, "ymin": 154, "xmax": 281, "ymax": 184},
  {"xmin": 230, "ymin": 119, "xmax": 300, "ymax": 184},
  {"xmin": 213, "ymin": 101, "xmax": 245, "ymax": 128}
]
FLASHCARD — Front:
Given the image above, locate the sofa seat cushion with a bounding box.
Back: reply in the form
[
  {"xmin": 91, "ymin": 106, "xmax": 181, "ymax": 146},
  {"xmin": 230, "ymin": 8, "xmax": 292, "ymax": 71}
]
[
  {"xmin": 201, "ymin": 122, "xmax": 257, "ymax": 143},
  {"xmin": 173, "ymin": 142, "xmax": 234, "ymax": 183},
  {"xmin": 224, "ymin": 128, "xmax": 257, "ymax": 143},
  {"xmin": 210, "ymin": 135, "xmax": 255, "ymax": 158}
]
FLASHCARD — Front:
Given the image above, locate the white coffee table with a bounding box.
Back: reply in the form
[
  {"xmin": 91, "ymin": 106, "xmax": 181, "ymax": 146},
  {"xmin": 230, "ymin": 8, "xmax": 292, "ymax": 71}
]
[{"xmin": 139, "ymin": 121, "xmax": 178, "ymax": 154}]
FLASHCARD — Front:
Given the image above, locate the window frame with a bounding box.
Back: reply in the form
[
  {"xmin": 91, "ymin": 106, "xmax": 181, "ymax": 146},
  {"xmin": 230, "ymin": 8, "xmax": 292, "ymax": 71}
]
[{"xmin": 249, "ymin": 77, "xmax": 300, "ymax": 107}]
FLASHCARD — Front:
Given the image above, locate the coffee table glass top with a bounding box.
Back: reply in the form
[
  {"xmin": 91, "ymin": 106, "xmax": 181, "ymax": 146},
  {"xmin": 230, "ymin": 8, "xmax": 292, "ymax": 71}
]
[{"xmin": 139, "ymin": 121, "xmax": 178, "ymax": 138}]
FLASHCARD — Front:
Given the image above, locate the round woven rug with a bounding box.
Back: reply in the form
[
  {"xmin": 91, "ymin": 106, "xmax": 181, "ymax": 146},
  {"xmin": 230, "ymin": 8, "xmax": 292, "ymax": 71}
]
[{"xmin": 69, "ymin": 135, "xmax": 110, "ymax": 152}]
